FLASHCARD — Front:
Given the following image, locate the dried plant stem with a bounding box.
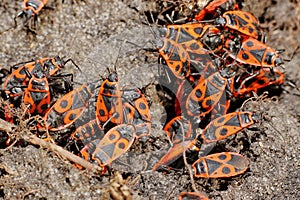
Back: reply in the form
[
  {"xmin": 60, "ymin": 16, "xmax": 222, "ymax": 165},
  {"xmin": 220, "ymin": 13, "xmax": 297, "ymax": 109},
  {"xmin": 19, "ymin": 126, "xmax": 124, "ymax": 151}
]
[
  {"xmin": 178, "ymin": 118, "xmax": 199, "ymax": 193},
  {"xmin": 183, "ymin": 147, "xmax": 199, "ymax": 194},
  {"xmin": 0, "ymin": 118, "xmax": 102, "ymax": 174}
]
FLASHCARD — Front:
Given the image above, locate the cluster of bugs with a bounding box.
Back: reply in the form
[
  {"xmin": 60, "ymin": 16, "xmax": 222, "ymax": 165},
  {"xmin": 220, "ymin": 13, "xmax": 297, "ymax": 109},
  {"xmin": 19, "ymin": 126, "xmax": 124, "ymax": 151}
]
[
  {"xmin": 0, "ymin": 55, "xmax": 152, "ymax": 171},
  {"xmin": 1, "ymin": 0, "xmax": 152, "ymax": 173},
  {"xmin": 149, "ymin": 0, "xmax": 286, "ymax": 198},
  {"xmin": 0, "ymin": 0, "xmax": 288, "ymax": 199}
]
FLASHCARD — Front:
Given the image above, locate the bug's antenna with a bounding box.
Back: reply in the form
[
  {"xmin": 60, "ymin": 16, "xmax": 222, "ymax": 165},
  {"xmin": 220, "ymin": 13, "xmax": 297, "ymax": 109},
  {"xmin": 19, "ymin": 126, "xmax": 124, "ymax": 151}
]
[{"xmin": 112, "ymin": 40, "xmax": 125, "ymax": 73}]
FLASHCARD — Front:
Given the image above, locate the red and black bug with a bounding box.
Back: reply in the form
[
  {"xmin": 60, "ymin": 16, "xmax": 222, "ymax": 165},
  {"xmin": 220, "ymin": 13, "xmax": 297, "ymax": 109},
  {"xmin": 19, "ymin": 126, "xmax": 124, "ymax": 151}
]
[
  {"xmin": 23, "ymin": 68, "xmax": 51, "ymax": 115},
  {"xmin": 40, "ymin": 82, "xmax": 96, "ymax": 132},
  {"xmin": 16, "ymin": 0, "xmax": 49, "ymax": 29},
  {"xmin": 96, "ymin": 71, "xmax": 124, "ymax": 127},
  {"xmin": 192, "ymin": 152, "xmax": 249, "ymax": 178},
  {"xmin": 157, "ymin": 36, "xmax": 192, "ymax": 80},
  {"xmin": 194, "ymin": 0, "xmax": 239, "ymax": 21},
  {"xmin": 226, "ymin": 37, "xmax": 283, "ymax": 68},
  {"xmin": 80, "ymin": 124, "xmax": 136, "ymax": 168},
  {"xmin": 233, "ymin": 68, "xmax": 284, "ymax": 98},
  {"xmin": 158, "ymin": 23, "xmax": 207, "ymax": 45},
  {"xmin": 159, "ymin": 23, "xmax": 225, "ymax": 54},
  {"xmin": 152, "ymin": 116, "xmax": 197, "ymax": 171},
  {"xmin": 185, "ymin": 70, "xmax": 234, "ymax": 118},
  {"xmin": 3, "ymin": 56, "xmax": 76, "ymax": 99},
  {"xmin": 153, "ymin": 111, "xmax": 258, "ymax": 171},
  {"xmin": 216, "ymin": 10, "xmax": 262, "ymax": 39},
  {"xmin": 122, "ymin": 88, "xmax": 151, "ymax": 139},
  {"xmin": 200, "ymin": 111, "xmax": 259, "ymax": 144},
  {"xmin": 157, "ymin": 23, "xmax": 211, "ymax": 80},
  {"xmin": 69, "ymin": 119, "xmax": 104, "ymax": 145},
  {"xmin": 173, "ymin": 54, "xmax": 221, "ymax": 116}
]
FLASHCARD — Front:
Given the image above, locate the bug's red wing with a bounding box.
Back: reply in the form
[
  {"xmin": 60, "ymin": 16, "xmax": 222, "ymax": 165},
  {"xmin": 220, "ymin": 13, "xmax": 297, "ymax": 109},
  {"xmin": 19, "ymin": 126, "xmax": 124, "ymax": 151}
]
[
  {"xmin": 152, "ymin": 140, "xmax": 196, "ymax": 171},
  {"xmin": 201, "ymin": 111, "xmax": 256, "ymax": 143},
  {"xmin": 186, "ymin": 72, "xmax": 227, "ymax": 117},
  {"xmin": 223, "ymin": 10, "xmax": 262, "ymax": 39},
  {"xmin": 42, "ymin": 83, "xmax": 95, "ymax": 131},
  {"xmin": 230, "ymin": 37, "xmax": 282, "ymax": 67},
  {"xmin": 234, "ymin": 68, "xmax": 284, "ymax": 98},
  {"xmin": 90, "ymin": 124, "xmax": 136, "ymax": 167},
  {"xmin": 194, "ymin": 0, "xmax": 230, "ymax": 21}
]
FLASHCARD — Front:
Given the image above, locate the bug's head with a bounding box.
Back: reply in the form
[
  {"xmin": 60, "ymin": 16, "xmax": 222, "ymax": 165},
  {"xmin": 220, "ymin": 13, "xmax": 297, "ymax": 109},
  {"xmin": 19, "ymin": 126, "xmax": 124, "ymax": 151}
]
[
  {"xmin": 41, "ymin": 59, "xmax": 58, "ymax": 76},
  {"xmin": 18, "ymin": 8, "xmax": 35, "ymax": 21},
  {"xmin": 152, "ymin": 27, "xmax": 166, "ymax": 50},
  {"xmin": 264, "ymin": 51, "xmax": 284, "ymax": 68},
  {"xmin": 252, "ymin": 112, "xmax": 262, "ymax": 124},
  {"xmin": 54, "ymin": 56, "xmax": 64, "ymax": 69},
  {"xmin": 274, "ymin": 57, "xmax": 284, "ymax": 67},
  {"xmin": 154, "ymin": 38, "xmax": 164, "ymax": 50},
  {"xmin": 108, "ymin": 72, "xmax": 118, "ymax": 82},
  {"xmin": 158, "ymin": 27, "xmax": 167, "ymax": 38},
  {"xmin": 24, "ymin": 9, "xmax": 35, "ymax": 17}
]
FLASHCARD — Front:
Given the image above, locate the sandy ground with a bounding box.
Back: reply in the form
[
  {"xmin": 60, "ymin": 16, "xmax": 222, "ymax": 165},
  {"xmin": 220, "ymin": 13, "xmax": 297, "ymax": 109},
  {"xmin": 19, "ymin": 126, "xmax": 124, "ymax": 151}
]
[{"xmin": 0, "ymin": 0, "xmax": 300, "ymax": 199}]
